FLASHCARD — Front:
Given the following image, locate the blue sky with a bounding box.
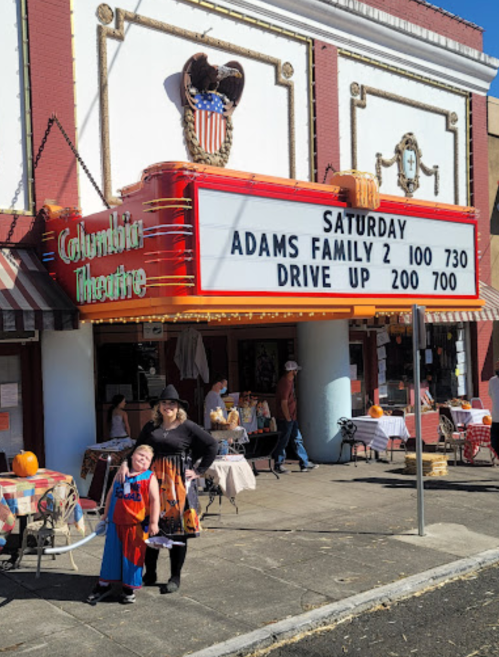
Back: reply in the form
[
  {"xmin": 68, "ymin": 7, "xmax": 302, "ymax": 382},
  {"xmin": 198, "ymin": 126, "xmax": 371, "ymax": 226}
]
[{"xmin": 426, "ymin": 0, "xmax": 499, "ymax": 96}]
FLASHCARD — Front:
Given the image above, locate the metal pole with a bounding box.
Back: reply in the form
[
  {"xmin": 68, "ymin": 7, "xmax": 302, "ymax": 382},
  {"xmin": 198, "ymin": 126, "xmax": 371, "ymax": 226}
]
[{"xmin": 412, "ymin": 304, "xmax": 425, "ymax": 536}]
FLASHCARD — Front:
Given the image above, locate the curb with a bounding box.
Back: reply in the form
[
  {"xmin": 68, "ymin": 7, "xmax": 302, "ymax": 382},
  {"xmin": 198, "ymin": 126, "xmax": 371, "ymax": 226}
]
[{"xmin": 187, "ymin": 547, "xmax": 499, "ymax": 657}]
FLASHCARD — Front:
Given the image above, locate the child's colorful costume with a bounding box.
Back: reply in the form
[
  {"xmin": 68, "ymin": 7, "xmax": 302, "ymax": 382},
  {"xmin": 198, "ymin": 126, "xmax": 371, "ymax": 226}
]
[{"xmin": 100, "ymin": 470, "xmax": 153, "ymax": 589}]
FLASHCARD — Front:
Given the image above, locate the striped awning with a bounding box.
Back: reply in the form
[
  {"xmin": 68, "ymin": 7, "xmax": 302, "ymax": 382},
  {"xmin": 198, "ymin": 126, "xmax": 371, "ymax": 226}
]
[
  {"xmin": 398, "ymin": 281, "xmax": 499, "ymax": 324},
  {"xmin": 0, "ymin": 248, "xmax": 78, "ymax": 332}
]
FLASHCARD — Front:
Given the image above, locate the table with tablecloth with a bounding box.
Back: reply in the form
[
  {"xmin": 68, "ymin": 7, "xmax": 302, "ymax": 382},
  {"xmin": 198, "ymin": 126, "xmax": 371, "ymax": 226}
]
[
  {"xmin": 450, "ymin": 408, "xmax": 490, "ymax": 427},
  {"xmin": 352, "ymin": 416, "xmax": 411, "ymax": 452},
  {"xmin": 463, "ymin": 423, "xmax": 497, "ymax": 463},
  {"xmin": 80, "ymin": 437, "xmax": 136, "ymax": 479},
  {"xmin": 0, "ymin": 469, "xmax": 85, "ymax": 553},
  {"xmin": 202, "ymin": 456, "xmax": 256, "ymax": 515}
]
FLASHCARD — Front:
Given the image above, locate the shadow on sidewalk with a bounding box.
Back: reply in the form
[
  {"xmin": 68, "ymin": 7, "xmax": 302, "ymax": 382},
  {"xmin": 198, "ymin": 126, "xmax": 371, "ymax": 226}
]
[
  {"xmin": 334, "ymin": 473, "xmax": 499, "ymax": 493},
  {"xmin": 0, "ymin": 571, "xmax": 98, "ymax": 607}
]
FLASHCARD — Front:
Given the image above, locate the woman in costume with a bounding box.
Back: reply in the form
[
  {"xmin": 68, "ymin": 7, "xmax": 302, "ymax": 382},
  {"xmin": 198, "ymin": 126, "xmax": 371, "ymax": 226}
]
[{"xmin": 117, "ymin": 384, "xmax": 217, "ymax": 594}]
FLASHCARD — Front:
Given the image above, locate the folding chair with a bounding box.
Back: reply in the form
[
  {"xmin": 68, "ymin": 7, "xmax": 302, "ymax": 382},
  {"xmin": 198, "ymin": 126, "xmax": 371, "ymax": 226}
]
[
  {"xmin": 471, "ymin": 398, "xmax": 484, "ymax": 409},
  {"xmin": 79, "ymin": 455, "xmax": 112, "ymax": 531},
  {"xmin": 387, "ymin": 409, "xmax": 407, "ymax": 462}
]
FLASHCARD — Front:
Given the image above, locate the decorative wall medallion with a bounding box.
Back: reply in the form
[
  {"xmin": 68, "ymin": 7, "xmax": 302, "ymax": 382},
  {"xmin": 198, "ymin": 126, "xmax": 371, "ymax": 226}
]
[
  {"xmin": 282, "ymin": 62, "xmax": 294, "ymax": 79},
  {"xmin": 350, "ymin": 82, "xmax": 360, "ymax": 97},
  {"xmin": 181, "ymin": 53, "xmax": 245, "ymax": 167},
  {"xmin": 375, "ymin": 133, "xmax": 439, "ymax": 198},
  {"xmin": 96, "ymin": 3, "xmax": 114, "ymax": 25}
]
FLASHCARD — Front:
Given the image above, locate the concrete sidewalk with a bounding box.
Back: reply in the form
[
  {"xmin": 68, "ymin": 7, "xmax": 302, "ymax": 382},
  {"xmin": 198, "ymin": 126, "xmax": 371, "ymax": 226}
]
[{"xmin": 2, "ymin": 451, "xmax": 499, "ymax": 656}]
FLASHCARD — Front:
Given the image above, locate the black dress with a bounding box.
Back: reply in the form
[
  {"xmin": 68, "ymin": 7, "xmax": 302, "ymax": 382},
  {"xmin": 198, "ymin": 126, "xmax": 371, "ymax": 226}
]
[{"xmin": 135, "ymin": 420, "xmax": 217, "ymax": 538}]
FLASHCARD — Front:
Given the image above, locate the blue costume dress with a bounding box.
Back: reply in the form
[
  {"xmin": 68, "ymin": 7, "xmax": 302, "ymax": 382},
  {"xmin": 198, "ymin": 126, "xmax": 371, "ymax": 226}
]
[{"xmin": 100, "ymin": 470, "xmax": 153, "ymax": 589}]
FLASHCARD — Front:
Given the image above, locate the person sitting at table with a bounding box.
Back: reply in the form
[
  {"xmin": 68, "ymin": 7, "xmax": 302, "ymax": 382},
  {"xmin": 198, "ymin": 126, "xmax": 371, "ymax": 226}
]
[
  {"xmin": 117, "ymin": 385, "xmax": 217, "ymax": 594},
  {"xmin": 108, "ymin": 394, "xmax": 131, "ymax": 439},
  {"xmin": 204, "ymin": 373, "xmax": 228, "ymax": 430}
]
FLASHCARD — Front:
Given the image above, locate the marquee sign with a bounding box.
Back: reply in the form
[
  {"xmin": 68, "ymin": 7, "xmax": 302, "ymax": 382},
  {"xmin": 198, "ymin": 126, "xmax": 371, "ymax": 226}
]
[
  {"xmin": 195, "ymin": 186, "xmax": 478, "ymax": 300},
  {"xmin": 43, "ymin": 162, "xmax": 480, "ymax": 322}
]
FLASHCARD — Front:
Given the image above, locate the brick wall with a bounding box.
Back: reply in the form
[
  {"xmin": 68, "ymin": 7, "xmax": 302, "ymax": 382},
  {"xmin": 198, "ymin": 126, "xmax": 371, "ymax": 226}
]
[
  {"xmin": 470, "ymin": 94, "xmax": 493, "ymax": 406},
  {"xmin": 26, "ymin": 0, "xmax": 78, "ymax": 213},
  {"xmin": 358, "ymin": 0, "xmax": 483, "ymax": 51},
  {"xmin": 313, "ymin": 41, "xmax": 340, "ymax": 184},
  {"xmin": 1, "ymin": 0, "xmax": 78, "ymax": 249}
]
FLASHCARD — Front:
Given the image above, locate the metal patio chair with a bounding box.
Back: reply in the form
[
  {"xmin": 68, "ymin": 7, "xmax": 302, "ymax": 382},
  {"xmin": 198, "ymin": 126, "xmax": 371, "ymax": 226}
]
[
  {"xmin": 336, "ymin": 417, "xmax": 369, "ymax": 466},
  {"xmin": 439, "ymin": 415, "xmax": 466, "ymax": 466},
  {"xmin": 17, "ymin": 481, "xmax": 79, "ymax": 577}
]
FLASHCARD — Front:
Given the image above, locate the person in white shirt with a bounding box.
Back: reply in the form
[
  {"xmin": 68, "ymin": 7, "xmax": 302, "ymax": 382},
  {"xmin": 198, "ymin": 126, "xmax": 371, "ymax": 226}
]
[
  {"xmin": 204, "ymin": 374, "xmax": 228, "ymax": 430},
  {"xmin": 488, "ymin": 360, "xmax": 499, "ymax": 458}
]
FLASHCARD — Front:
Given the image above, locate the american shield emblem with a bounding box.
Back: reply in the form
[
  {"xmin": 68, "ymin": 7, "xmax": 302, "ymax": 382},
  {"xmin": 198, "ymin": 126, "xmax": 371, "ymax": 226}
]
[{"xmin": 181, "ymin": 53, "xmax": 245, "ymax": 167}]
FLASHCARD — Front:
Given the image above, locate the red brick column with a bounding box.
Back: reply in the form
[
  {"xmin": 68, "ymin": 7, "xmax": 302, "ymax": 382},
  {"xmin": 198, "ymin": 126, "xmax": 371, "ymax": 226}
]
[
  {"xmin": 470, "ymin": 93, "xmax": 493, "ymax": 404},
  {"xmin": 313, "ymin": 41, "xmax": 340, "ymax": 183},
  {"xmin": 27, "ymin": 0, "xmax": 78, "ymax": 211}
]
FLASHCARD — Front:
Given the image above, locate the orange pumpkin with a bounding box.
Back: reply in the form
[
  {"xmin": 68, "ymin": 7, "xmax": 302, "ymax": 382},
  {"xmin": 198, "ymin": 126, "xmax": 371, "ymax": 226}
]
[
  {"xmin": 369, "ymin": 405, "xmax": 384, "ymax": 419},
  {"xmin": 483, "ymin": 415, "xmax": 493, "ymax": 426},
  {"xmin": 462, "ymin": 403, "xmax": 472, "ymax": 410},
  {"xmin": 12, "ymin": 450, "xmax": 39, "ymax": 477}
]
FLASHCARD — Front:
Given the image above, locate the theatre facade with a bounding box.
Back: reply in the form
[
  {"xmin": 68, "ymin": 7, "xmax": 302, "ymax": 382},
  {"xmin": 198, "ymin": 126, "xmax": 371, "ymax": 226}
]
[{"xmin": 1, "ymin": 0, "xmax": 498, "ymax": 483}]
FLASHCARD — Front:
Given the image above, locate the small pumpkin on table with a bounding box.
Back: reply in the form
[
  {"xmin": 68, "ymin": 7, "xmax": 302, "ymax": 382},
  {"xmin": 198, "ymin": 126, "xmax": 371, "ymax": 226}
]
[{"xmin": 12, "ymin": 450, "xmax": 39, "ymax": 477}]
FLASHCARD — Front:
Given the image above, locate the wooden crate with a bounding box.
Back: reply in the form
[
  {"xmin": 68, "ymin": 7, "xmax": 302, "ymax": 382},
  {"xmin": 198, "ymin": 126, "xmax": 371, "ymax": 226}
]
[{"xmin": 404, "ymin": 452, "xmax": 448, "ymax": 477}]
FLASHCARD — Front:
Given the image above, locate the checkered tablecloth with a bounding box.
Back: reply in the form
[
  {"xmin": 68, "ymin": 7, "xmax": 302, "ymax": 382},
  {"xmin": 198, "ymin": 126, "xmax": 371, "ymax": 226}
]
[
  {"xmin": 463, "ymin": 423, "xmax": 497, "ymax": 463},
  {"xmin": 450, "ymin": 408, "xmax": 490, "ymax": 427},
  {"xmin": 0, "ymin": 469, "xmax": 85, "ymax": 552},
  {"xmin": 352, "ymin": 416, "xmax": 411, "ymax": 452}
]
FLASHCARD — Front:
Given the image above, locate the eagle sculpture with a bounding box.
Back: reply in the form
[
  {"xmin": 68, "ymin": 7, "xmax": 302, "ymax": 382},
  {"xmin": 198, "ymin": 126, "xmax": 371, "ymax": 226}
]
[
  {"xmin": 181, "ymin": 53, "xmax": 245, "ymax": 166},
  {"xmin": 181, "ymin": 53, "xmax": 245, "ymax": 115}
]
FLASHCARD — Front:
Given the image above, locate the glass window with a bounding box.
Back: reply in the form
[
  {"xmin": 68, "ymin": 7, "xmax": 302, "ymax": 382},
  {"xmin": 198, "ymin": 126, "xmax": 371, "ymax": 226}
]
[{"xmin": 382, "ymin": 323, "xmax": 465, "ymax": 407}]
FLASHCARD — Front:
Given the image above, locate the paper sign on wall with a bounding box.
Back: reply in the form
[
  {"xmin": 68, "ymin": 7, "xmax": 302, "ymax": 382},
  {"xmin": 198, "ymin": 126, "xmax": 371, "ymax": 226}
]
[
  {"xmin": 379, "ymin": 385, "xmax": 388, "ymax": 397},
  {"xmin": 0, "ymin": 383, "xmax": 18, "ymax": 408},
  {"xmin": 0, "ymin": 412, "xmax": 9, "ymax": 431},
  {"xmin": 377, "ymin": 346, "xmax": 386, "ymax": 360},
  {"xmin": 350, "ymin": 364, "xmax": 357, "ymax": 380},
  {"xmin": 377, "ymin": 329, "xmax": 390, "ymax": 346},
  {"xmin": 378, "ymin": 371, "xmax": 386, "ymax": 385},
  {"xmin": 378, "ymin": 360, "xmax": 386, "ymax": 373},
  {"xmin": 351, "ymin": 380, "xmax": 361, "ymax": 394}
]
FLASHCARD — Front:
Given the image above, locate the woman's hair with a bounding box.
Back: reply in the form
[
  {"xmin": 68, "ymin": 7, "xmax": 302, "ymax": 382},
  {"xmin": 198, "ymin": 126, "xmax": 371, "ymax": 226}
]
[
  {"xmin": 134, "ymin": 444, "xmax": 154, "ymax": 459},
  {"xmin": 107, "ymin": 394, "xmax": 126, "ymax": 426},
  {"xmin": 152, "ymin": 402, "xmax": 188, "ymax": 427}
]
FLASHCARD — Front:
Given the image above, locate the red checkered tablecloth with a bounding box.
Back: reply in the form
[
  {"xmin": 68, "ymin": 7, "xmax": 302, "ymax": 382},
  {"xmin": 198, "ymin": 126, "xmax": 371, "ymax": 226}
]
[
  {"xmin": 464, "ymin": 424, "xmax": 497, "ymax": 463},
  {"xmin": 0, "ymin": 469, "xmax": 84, "ymax": 553}
]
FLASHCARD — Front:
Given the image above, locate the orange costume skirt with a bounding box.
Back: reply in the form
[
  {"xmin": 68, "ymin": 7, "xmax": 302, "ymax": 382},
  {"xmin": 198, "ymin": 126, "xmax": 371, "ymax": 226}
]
[{"xmin": 153, "ymin": 455, "xmax": 201, "ymax": 538}]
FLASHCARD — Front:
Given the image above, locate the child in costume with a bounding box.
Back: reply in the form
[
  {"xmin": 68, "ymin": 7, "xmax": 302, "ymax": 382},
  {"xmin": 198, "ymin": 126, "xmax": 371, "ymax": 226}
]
[{"xmin": 86, "ymin": 444, "xmax": 160, "ymax": 604}]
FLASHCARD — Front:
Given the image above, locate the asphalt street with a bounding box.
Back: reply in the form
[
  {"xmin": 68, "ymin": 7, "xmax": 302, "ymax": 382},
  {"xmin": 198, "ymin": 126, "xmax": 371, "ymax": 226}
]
[{"xmin": 260, "ymin": 563, "xmax": 499, "ymax": 657}]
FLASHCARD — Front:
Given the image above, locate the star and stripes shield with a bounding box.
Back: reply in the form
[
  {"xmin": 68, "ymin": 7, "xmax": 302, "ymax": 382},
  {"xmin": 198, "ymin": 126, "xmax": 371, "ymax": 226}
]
[{"xmin": 194, "ymin": 92, "xmax": 226, "ymax": 154}]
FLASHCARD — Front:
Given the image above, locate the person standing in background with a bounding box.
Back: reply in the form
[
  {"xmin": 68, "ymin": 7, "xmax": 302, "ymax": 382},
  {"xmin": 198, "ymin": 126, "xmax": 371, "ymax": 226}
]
[
  {"xmin": 108, "ymin": 394, "xmax": 131, "ymax": 438},
  {"xmin": 273, "ymin": 361, "xmax": 318, "ymax": 474},
  {"xmin": 488, "ymin": 359, "xmax": 499, "ymax": 458},
  {"xmin": 204, "ymin": 373, "xmax": 228, "ymax": 429}
]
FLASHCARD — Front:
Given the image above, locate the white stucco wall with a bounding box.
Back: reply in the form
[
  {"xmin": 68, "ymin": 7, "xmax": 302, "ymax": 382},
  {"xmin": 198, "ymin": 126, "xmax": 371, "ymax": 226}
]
[
  {"xmin": 0, "ymin": 1, "xmax": 30, "ymax": 213},
  {"xmin": 338, "ymin": 54, "xmax": 468, "ymax": 206},
  {"xmin": 41, "ymin": 323, "xmax": 96, "ymax": 493},
  {"xmin": 73, "ymin": 0, "xmax": 312, "ymax": 215}
]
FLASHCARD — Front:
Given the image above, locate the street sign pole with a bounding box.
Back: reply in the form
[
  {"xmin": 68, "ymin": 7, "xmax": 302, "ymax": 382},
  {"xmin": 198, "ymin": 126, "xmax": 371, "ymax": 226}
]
[{"xmin": 412, "ymin": 304, "xmax": 425, "ymax": 536}]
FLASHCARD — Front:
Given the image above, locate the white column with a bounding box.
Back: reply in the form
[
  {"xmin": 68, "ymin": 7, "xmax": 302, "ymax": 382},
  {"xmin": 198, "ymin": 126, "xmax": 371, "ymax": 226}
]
[
  {"xmin": 41, "ymin": 322, "xmax": 96, "ymax": 493},
  {"xmin": 297, "ymin": 319, "xmax": 351, "ymax": 462}
]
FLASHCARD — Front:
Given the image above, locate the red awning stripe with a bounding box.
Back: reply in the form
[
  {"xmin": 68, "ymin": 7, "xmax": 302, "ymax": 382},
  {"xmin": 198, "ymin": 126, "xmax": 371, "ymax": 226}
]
[{"xmin": 0, "ymin": 248, "xmax": 78, "ymax": 332}]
